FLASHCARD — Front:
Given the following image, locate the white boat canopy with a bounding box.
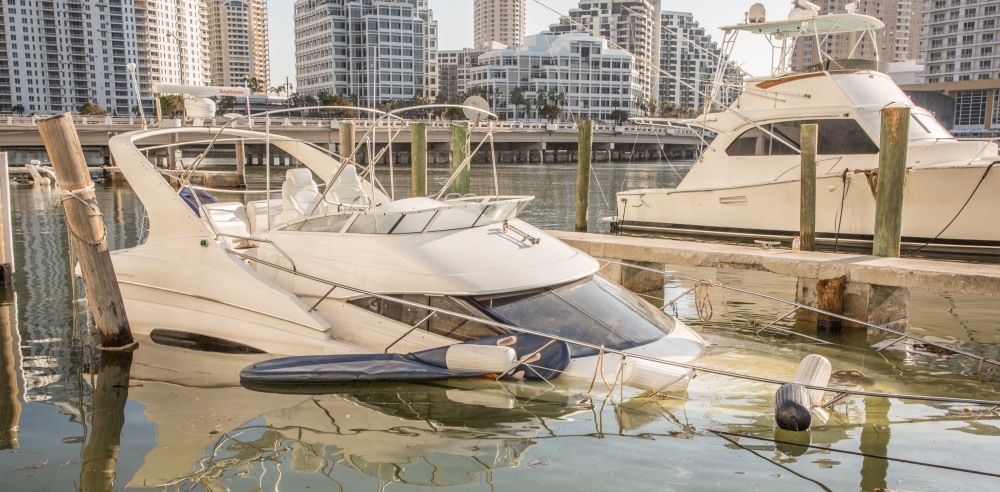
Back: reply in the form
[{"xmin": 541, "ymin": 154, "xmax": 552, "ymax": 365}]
[{"xmin": 721, "ymin": 13, "xmax": 884, "ymax": 37}]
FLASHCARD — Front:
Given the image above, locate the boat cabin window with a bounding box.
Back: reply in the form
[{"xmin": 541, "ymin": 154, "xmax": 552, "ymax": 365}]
[
  {"xmin": 349, "ymin": 294, "xmax": 504, "ymax": 341},
  {"xmin": 470, "ymin": 275, "xmax": 676, "ymax": 357},
  {"xmin": 726, "ymin": 119, "xmax": 879, "ymax": 156}
]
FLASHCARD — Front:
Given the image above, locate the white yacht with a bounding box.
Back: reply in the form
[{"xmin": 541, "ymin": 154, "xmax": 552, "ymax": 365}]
[
  {"xmin": 107, "ymin": 108, "xmax": 704, "ymax": 389},
  {"xmin": 613, "ymin": 9, "xmax": 999, "ymax": 253}
]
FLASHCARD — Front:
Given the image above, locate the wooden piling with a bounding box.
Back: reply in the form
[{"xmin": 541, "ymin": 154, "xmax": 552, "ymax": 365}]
[
  {"xmin": 339, "ymin": 122, "xmax": 356, "ymax": 164},
  {"xmin": 411, "ymin": 122, "xmax": 428, "ymax": 197},
  {"xmin": 873, "ymin": 107, "xmax": 910, "ymax": 258},
  {"xmin": 816, "ymin": 276, "xmax": 846, "ymax": 334},
  {"xmin": 235, "ymin": 138, "xmax": 246, "ymax": 188},
  {"xmin": 0, "ymin": 153, "xmax": 12, "ymax": 287},
  {"xmin": 799, "ymin": 123, "xmax": 817, "ymax": 251},
  {"xmin": 37, "ymin": 113, "xmax": 135, "ymax": 350},
  {"xmin": 450, "ymin": 121, "xmax": 470, "ymax": 196},
  {"xmin": 576, "ymin": 120, "xmax": 594, "ymax": 232}
]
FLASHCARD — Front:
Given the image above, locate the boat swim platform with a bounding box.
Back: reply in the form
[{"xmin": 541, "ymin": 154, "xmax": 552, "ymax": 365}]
[{"xmin": 549, "ymin": 231, "xmax": 1000, "ymax": 297}]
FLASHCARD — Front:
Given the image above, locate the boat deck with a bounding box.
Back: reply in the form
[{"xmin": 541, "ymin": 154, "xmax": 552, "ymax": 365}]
[{"xmin": 549, "ymin": 231, "xmax": 1000, "ymax": 297}]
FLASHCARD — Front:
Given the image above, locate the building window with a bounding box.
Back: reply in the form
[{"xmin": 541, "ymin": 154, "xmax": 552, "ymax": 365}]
[
  {"xmin": 993, "ymin": 91, "xmax": 1000, "ymax": 127},
  {"xmin": 954, "ymin": 90, "xmax": 987, "ymax": 127}
]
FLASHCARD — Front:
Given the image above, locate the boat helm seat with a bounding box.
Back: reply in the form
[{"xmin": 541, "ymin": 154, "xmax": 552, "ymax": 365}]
[
  {"xmin": 279, "ymin": 168, "xmax": 322, "ymax": 223},
  {"xmin": 325, "ymin": 164, "xmax": 371, "ymax": 210}
]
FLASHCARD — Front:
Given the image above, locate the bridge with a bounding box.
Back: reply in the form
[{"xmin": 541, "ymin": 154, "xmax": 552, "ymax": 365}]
[{"xmin": 0, "ymin": 115, "xmax": 703, "ymax": 165}]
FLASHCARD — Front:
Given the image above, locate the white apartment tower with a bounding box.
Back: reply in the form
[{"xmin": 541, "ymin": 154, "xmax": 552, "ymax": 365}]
[
  {"xmin": 207, "ymin": 0, "xmax": 270, "ymax": 88},
  {"xmin": 920, "ymin": 0, "xmax": 1000, "ymax": 83},
  {"xmin": 474, "ymin": 0, "xmax": 525, "ymax": 49},
  {"xmin": 658, "ymin": 11, "xmax": 730, "ymax": 112},
  {"xmin": 0, "ymin": 0, "xmax": 140, "ymax": 115},
  {"xmin": 437, "ymin": 49, "xmax": 486, "ymax": 102},
  {"xmin": 469, "ymin": 33, "xmax": 642, "ymax": 121},
  {"xmin": 135, "ymin": 0, "xmax": 209, "ymax": 88},
  {"xmin": 546, "ymin": 0, "xmax": 661, "ymax": 98},
  {"xmin": 0, "ymin": 0, "xmax": 270, "ymax": 116},
  {"xmin": 294, "ymin": 0, "xmax": 438, "ymax": 106}
]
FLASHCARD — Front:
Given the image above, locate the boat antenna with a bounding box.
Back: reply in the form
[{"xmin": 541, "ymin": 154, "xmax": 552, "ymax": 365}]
[{"xmin": 126, "ymin": 62, "xmax": 147, "ymax": 130}]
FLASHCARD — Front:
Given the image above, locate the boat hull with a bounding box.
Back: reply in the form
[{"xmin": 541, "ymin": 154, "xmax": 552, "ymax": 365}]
[{"xmin": 615, "ymin": 164, "xmax": 1000, "ymax": 253}]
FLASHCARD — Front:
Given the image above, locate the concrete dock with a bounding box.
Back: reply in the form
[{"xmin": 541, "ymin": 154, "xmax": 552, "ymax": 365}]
[{"xmin": 550, "ymin": 231, "xmax": 1000, "ymax": 298}]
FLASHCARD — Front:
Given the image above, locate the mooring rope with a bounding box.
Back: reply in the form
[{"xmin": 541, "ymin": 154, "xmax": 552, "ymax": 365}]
[{"xmin": 55, "ymin": 181, "xmax": 108, "ymax": 246}]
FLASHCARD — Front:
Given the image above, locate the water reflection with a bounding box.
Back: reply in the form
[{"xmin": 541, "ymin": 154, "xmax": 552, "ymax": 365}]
[
  {"xmin": 126, "ymin": 345, "xmax": 589, "ymax": 489},
  {"xmin": 80, "ymin": 351, "xmax": 133, "ymax": 492},
  {"xmin": 0, "ymin": 290, "xmax": 22, "ymax": 449}
]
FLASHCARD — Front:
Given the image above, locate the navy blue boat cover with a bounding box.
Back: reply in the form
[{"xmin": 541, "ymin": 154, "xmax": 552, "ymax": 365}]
[{"xmin": 240, "ymin": 334, "xmax": 571, "ymax": 385}]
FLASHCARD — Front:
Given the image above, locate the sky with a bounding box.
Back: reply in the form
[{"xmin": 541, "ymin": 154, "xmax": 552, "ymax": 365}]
[{"xmin": 266, "ymin": 0, "xmax": 801, "ymax": 89}]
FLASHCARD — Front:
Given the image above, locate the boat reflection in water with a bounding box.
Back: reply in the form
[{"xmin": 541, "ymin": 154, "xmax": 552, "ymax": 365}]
[{"xmin": 123, "ymin": 340, "xmax": 594, "ymax": 489}]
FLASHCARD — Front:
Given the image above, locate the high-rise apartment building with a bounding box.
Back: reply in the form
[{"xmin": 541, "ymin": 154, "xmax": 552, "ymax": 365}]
[
  {"xmin": 920, "ymin": 0, "xmax": 1000, "ymax": 83},
  {"xmin": 437, "ymin": 48, "xmax": 486, "ymax": 102},
  {"xmin": 658, "ymin": 11, "xmax": 742, "ymax": 112},
  {"xmin": 294, "ymin": 0, "xmax": 438, "ymax": 106},
  {"xmin": 474, "ymin": 0, "xmax": 525, "ymax": 48},
  {"xmin": 910, "ymin": 0, "xmax": 1000, "ymax": 133},
  {"xmin": 0, "ymin": 0, "xmax": 139, "ymax": 115},
  {"xmin": 790, "ymin": 1, "xmax": 920, "ymax": 71},
  {"xmin": 546, "ymin": 0, "xmax": 662, "ymax": 98},
  {"xmin": 207, "ymin": 0, "xmax": 270, "ymax": 89},
  {"xmin": 469, "ymin": 33, "xmax": 642, "ymax": 121},
  {"xmin": 136, "ymin": 0, "xmax": 209, "ymax": 89},
  {"xmin": 0, "ymin": 0, "xmax": 270, "ymax": 116}
]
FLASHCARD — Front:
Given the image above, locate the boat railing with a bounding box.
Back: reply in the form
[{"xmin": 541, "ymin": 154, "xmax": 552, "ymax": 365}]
[
  {"xmin": 214, "ymin": 232, "xmax": 298, "ymax": 272},
  {"xmin": 284, "ymin": 195, "xmax": 534, "ymax": 235}
]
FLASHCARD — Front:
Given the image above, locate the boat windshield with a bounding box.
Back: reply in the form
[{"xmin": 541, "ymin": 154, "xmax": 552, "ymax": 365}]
[{"xmin": 470, "ymin": 275, "xmax": 675, "ymax": 357}]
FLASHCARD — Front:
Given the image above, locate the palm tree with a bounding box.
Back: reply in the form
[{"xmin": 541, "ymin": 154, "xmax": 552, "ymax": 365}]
[
  {"xmin": 510, "ymin": 86, "xmax": 525, "ymax": 120},
  {"xmin": 12, "ymin": 104, "xmax": 24, "ymax": 115},
  {"xmin": 244, "ymin": 76, "xmax": 265, "ymax": 94}
]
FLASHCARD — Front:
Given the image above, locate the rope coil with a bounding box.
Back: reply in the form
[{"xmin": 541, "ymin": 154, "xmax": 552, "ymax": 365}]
[{"xmin": 55, "ymin": 181, "xmax": 108, "ymax": 246}]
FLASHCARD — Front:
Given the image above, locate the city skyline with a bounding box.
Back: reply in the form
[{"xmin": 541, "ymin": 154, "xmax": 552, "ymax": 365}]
[{"xmin": 268, "ymin": 0, "xmax": 794, "ymax": 91}]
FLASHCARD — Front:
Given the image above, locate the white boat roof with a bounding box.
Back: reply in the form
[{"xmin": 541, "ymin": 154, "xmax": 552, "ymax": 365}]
[{"xmin": 721, "ymin": 13, "xmax": 884, "ymax": 37}]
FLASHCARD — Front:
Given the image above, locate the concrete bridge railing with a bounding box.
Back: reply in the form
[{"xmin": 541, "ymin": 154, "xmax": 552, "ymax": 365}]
[{"xmin": 2, "ymin": 114, "xmax": 700, "ymax": 137}]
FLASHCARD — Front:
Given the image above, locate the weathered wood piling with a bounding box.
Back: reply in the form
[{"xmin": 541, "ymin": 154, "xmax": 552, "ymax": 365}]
[
  {"xmin": 450, "ymin": 121, "xmax": 470, "ymax": 196},
  {"xmin": 411, "ymin": 121, "xmax": 428, "ymax": 197},
  {"xmin": 873, "ymin": 107, "xmax": 910, "ymax": 258},
  {"xmin": 339, "ymin": 121, "xmax": 356, "ymax": 164},
  {"xmin": 576, "ymin": 119, "xmax": 593, "ymax": 232},
  {"xmin": 37, "ymin": 113, "xmax": 135, "ymax": 350},
  {"xmin": 799, "ymin": 123, "xmax": 817, "ymax": 251}
]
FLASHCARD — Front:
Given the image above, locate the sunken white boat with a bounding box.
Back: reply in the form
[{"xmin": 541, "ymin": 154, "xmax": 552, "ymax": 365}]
[
  {"xmin": 613, "ymin": 9, "xmax": 999, "ymax": 253},
  {"xmin": 107, "ymin": 108, "xmax": 704, "ymax": 389}
]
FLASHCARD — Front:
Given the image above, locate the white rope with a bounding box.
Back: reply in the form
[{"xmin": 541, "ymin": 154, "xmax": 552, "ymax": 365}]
[{"xmin": 55, "ymin": 181, "xmax": 107, "ymax": 246}]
